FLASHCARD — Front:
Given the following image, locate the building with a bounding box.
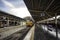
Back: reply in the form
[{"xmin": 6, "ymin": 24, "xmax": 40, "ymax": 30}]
[{"xmin": 0, "ymin": 11, "xmax": 23, "ymax": 27}]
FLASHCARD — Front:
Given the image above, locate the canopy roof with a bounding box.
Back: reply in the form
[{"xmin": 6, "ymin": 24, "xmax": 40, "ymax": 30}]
[{"xmin": 24, "ymin": 0, "xmax": 60, "ymax": 22}]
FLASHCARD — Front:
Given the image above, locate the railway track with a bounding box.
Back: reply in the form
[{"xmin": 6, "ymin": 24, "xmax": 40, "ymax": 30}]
[{"xmin": 1, "ymin": 27, "xmax": 31, "ymax": 40}]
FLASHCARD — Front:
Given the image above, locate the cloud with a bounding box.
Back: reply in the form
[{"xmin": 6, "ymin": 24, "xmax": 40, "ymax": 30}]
[
  {"xmin": 2, "ymin": 0, "xmax": 14, "ymax": 8},
  {"xmin": 1, "ymin": 0, "xmax": 31, "ymax": 18},
  {"xmin": 10, "ymin": 7, "xmax": 31, "ymax": 18},
  {"xmin": 5, "ymin": 0, "xmax": 25, "ymax": 8}
]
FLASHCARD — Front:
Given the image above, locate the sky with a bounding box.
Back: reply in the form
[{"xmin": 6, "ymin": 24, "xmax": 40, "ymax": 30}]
[{"xmin": 0, "ymin": 0, "xmax": 31, "ymax": 18}]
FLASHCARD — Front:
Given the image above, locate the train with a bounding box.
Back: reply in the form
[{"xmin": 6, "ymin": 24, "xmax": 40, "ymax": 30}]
[{"xmin": 26, "ymin": 20, "xmax": 34, "ymax": 27}]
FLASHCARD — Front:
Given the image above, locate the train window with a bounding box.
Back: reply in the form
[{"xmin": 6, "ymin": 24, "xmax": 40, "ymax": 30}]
[
  {"xmin": 0, "ymin": 17, "xmax": 3, "ymax": 20},
  {"xmin": 9, "ymin": 22, "xmax": 15, "ymax": 26},
  {"xmin": 2, "ymin": 21, "xmax": 7, "ymax": 24}
]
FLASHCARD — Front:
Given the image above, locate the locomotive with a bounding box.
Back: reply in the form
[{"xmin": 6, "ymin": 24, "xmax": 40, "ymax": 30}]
[{"xmin": 26, "ymin": 20, "xmax": 33, "ymax": 27}]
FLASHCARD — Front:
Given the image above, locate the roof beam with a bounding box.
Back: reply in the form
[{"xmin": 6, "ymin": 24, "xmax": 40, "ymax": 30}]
[
  {"xmin": 29, "ymin": 9, "xmax": 44, "ymax": 12},
  {"xmin": 31, "ymin": 0, "xmax": 33, "ymax": 8},
  {"xmin": 29, "ymin": 9, "xmax": 54, "ymax": 18},
  {"xmin": 45, "ymin": 12, "xmax": 52, "ymax": 18},
  {"xmin": 45, "ymin": 0, "xmax": 54, "ymax": 11},
  {"xmin": 42, "ymin": 0, "xmax": 55, "ymax": 19},
  {"xmin": 29, "ymin": 9, "xmax": 56, "ymax": 13},
  {"xmin": 37, "ymin": 15, "xmax": 60, "ymax": 23}
]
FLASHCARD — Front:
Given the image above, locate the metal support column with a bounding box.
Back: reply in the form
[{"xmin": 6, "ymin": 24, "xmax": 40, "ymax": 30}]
[
  {"xmin": 7, "ymin": 17, "xmax": 10, "ymax": 27},
  {"xmin": 44, "ymin": 22, "xmax": 45, "ymax": 31},
  {"xmin": 47, "ymin": 21, "xmax": 48, "ymax": 31},
  {"xmin": 55, "ymin": 13, "xmax": 58, "ymax": 40}
]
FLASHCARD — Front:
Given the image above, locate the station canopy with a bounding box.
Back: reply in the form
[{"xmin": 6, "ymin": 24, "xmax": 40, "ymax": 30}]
[{"xmin": 24, "ymin": 0, "xmax": 60, "ymax": 22}]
